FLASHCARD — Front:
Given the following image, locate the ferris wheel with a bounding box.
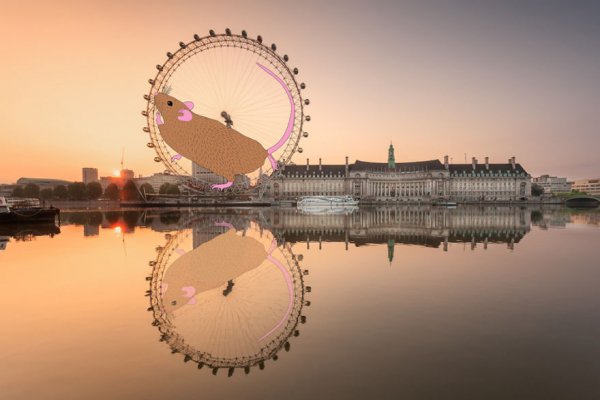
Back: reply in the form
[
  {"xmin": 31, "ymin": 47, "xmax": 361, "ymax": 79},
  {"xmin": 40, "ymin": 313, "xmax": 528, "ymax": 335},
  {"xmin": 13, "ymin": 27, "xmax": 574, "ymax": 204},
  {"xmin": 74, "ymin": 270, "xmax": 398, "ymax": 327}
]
[
  {"xmin": 142, "ymin": 29, "xmax": 310, "ymax": 191},
  {"xmin": 146, "ymin": 215, "xmax": 310, "ymax": 375}
]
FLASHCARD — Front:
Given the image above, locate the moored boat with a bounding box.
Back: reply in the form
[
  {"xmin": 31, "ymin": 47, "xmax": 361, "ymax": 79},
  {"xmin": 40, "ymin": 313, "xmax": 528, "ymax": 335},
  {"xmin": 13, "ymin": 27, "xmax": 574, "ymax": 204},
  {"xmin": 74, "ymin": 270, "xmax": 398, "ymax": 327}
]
[{"xmin": 0, "ymin": 197, "xmax": 60, "ymax": 224}]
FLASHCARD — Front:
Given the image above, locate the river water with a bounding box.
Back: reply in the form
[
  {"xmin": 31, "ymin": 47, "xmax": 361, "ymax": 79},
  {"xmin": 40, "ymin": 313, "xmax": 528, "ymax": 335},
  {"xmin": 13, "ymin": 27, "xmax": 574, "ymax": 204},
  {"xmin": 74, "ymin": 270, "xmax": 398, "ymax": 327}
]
[{"xmin": 1, "ymin": 206, "xmax": 599, "ymax": 399}]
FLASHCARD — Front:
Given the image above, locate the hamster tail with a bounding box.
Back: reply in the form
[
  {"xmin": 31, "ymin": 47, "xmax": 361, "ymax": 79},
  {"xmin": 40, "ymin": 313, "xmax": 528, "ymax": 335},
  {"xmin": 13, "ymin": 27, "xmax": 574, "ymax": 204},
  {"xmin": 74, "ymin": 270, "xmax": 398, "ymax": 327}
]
[{"xmin": 256, "ymin": 62, "xmax": 296, "ymax": 171}]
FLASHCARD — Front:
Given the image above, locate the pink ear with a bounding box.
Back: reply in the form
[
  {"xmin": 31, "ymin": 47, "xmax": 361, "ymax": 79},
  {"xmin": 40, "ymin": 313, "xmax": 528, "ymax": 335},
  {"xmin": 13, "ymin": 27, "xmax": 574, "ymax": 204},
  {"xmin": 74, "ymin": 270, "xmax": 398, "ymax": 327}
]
[
  {"xmin": 177, "ymin": 109, "xmax": 192, "ymax": 122},
  {"xmin": 184, "ymin": 101, "xmax": 194, "ymax": 110}
]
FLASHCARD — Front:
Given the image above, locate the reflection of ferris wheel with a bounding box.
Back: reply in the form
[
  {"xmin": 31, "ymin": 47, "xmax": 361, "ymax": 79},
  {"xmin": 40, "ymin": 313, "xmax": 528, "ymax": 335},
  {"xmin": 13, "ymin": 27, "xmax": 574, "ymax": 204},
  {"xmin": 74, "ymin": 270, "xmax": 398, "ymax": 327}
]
[
  {"xmin": 142, "ymin": 29, "xmax": 310, "ymax": 191},
  {"xmin": 146, "ymin": 217, "xmax": 310, "ymax": 375}
]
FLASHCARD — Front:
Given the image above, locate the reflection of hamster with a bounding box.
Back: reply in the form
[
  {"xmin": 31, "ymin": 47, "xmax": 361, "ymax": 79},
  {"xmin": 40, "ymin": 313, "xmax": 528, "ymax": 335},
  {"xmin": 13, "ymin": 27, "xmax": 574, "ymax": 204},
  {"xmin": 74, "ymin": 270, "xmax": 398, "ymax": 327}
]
[
  {"xmin": 162, "ymin": 229, "xmax": 267, "ymax": 314},
  {"xmin": 154, "ymin": 63, "xmax": 295, "ymax": 190}
]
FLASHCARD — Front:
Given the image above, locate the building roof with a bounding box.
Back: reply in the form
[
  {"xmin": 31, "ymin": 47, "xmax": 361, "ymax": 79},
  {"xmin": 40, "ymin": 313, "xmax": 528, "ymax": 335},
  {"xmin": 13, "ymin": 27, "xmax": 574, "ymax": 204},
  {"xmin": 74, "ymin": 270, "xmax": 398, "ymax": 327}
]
[
  {"xmin": 449, "ymin": 163, "xmax": 529, "ymax": 175},
  {"xmin": 352, "ymin": 159, "xmax": 443, "ymax": 172},
  {"xmin": 16, "ymin": 177, "xmax": 73, "ymax": 186},
  {"xmin": 282, "ymin": 164, "xmax": 346, "ymax": 177}
]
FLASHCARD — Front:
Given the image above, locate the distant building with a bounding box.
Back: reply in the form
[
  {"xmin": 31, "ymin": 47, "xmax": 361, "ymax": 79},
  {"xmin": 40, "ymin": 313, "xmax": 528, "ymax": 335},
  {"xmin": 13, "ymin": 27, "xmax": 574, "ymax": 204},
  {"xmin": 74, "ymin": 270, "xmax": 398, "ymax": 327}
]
[
  {"xmin": 82, "ymin": 168, "xmax": 99, "ymax": 184},
  {"xmin": 572, "ymin": 178, "xmax": 600, "ymax": 196},
  {"xmin": 99, "ymin": 176, "xmax": 122, "ymax": 190},
  {"xmin": 268, "ymin": 145, "xmax": 531, "ymax": 202},
  {"xmin": 16, "ymin": 177, "xmax": 72, "ymax": 189},
  {"xmin": 121, "ymin": 169, "xmax": 135, "ymax": 181},
  {"xmin": 135, "ymin": 173, "xmax": 182, "ymax": 192},
  {"xmin": 532, "ymin": 175, "xmax": 571, "ymax": 194},
  {"xmin": 192, "ymin": 163, "xmax": 226, "ymax": 185},
  {"xmin": 0, "ymin": 184, "xmax": 19, "ymax": 197}
]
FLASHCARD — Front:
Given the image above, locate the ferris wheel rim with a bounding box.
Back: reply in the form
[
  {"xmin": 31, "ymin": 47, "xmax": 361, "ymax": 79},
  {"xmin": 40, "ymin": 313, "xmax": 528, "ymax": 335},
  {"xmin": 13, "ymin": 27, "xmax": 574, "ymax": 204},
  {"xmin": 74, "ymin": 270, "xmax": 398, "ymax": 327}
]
[
  {"xmin": 143, "ymin": 31, "xmax": 307, "ymax": 190},
  {"xmin": 147, "ymin": 221, "xmax": 307, "ymax": 369}
]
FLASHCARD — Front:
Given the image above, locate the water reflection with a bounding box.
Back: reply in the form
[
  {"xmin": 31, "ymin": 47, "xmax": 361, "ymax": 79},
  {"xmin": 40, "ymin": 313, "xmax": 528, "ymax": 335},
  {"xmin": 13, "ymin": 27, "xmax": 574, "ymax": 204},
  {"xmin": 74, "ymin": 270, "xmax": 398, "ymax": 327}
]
[{"xmin": 146, "ymin": 214, "xmax": 308, "ymax": 376}]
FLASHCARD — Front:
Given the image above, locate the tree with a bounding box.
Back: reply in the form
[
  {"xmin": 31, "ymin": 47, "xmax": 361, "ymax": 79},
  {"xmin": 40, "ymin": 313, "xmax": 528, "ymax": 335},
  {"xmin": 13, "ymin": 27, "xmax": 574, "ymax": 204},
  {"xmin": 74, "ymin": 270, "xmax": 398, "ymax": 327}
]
[
  {"xmin": 11, "ymin": 186, "xmax": 24, "ymax": 198},
  {"xmin": 159, "ymin": 183, "xmax": 171, "ymax": 194},
  {"xmin": 40, "ymin": 188, "xmax": 54, "ymax": 200},
  {"xmin": 139, "ymin": 183, "xmax": 155, "ymax": 195},
  {"xmin": 104, "ymin": 183, "xmax": 120, "ymax": 201},
  {"xmin": 167, "ymin": 184, "xmax": 181, "ymax": 195},
  {"xmin": 86, "ymin": 182, "xmax": 103, "ymax": 200},
  {"xmin": 159, "ymin": 183, "xmax": 181, "ymax": 195},
  {"xmin": 54, "ymin": 185, "xmax": 68, "ymax": 200},
  {"xmin": 121, "ymin": 180, "xmax": 140, "ymax": 201},
  {"xmin": 67, "ymin": 182, "xmax": 87, "ymax": 200},
  {"xmin": 23, "ymin": 183, "xmax": 40, "ymax": 198},
  {"xmin": 531, "ymin": 183, "xmax": 545, "ymax": 197}
]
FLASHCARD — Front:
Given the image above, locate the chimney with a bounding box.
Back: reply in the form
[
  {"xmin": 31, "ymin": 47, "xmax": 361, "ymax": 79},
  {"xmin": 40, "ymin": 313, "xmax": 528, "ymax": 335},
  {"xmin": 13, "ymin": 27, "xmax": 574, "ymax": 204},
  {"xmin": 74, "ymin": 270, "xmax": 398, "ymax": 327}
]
[
  {"xmin": 510, "ymin": 156, "xmax": 516, "ymax": 169},
  {"xmin": 345, "ymin": 156, "xmax": 349, "ymax": 178},
  {"xmin": 472, "ymin": 157, "xmax": 477, "ymax": 170},
  {"xmin": 444, "ymin": 155, "xmax": 449, "ymax": 169},
  {"xmin": 306, "ymin": 158, "xmax": 310, "ymax": 171},
  {"xmin": 485, "ymin": 156, "xmax": 489, "ymax": 170},
  {"xmin": 319, "ymin": 158, "xmax": 322, "ymax": 171}
]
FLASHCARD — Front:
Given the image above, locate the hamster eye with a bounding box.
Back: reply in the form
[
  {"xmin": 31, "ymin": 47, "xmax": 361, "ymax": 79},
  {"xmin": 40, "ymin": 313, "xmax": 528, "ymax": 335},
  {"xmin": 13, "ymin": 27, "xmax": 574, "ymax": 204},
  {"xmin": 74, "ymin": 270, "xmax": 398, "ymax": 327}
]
[{"xmin": 167, "ymin": 101, "xmax": 173, "ymax": 106}]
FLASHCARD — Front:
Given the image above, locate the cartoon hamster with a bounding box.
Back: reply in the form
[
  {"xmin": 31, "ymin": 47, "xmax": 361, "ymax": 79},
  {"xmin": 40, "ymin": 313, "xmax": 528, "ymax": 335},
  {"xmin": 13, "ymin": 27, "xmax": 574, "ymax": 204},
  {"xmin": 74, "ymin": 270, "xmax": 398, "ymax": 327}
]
[{"xmin": 153, "ymin": 63, "xmax": 295, "ymax": 190}]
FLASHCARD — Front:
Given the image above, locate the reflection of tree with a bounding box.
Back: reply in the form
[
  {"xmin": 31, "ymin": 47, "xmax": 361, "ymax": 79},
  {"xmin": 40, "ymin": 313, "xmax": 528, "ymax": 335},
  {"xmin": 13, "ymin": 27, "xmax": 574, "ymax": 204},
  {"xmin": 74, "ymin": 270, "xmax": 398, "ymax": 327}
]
[
  {"xmin": 123, "ymin": 211, "xmax": 140, "ymax": 229},
  {"xmin": 105, "ymin": 211, "xmax": 120, "ymax": 225},
  {"xmin": 159, "ymin": 211, "xmax": 181, "ymax": 225},
  {"xmin": 67, "ymin": 212, "xmax": 87, "ymax": 225},
  {"xmin": 87, "ymin": 212, "xmax": 103, "ymax": 226}
]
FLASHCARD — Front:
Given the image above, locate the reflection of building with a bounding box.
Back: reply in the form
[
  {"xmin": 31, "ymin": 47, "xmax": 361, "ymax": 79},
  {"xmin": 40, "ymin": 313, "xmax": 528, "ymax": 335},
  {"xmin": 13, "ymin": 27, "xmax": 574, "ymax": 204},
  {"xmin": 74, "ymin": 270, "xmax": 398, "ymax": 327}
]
[
  {"xmin": 82, "ymin": 168, "xmax": 98, "ymax": 184},
  {"xmin": 268, "ymin": 206, "xmax": 531, "ymax": 253},
  {"xmin": 532, "ymin": 175, "xmax": 571, "ymax": 194},
  {"xmin": 83, "ymin": 224, "xmax": 99, "ymax": 237},
  {"xmin": 268, "ymin": 145, "xmax": 531, "ymax": 202},
  {"xmin": 572, "ymin": 178, "xmax": 600, "ymax": 196}
]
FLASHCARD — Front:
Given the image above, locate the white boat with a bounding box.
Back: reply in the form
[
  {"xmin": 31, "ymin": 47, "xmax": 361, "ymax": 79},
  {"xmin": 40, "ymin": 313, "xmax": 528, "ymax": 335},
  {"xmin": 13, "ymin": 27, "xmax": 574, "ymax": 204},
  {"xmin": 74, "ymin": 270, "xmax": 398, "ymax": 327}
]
[{"xmin": 297, "ymin": 196, "xmax": 358, "ymax": 209}]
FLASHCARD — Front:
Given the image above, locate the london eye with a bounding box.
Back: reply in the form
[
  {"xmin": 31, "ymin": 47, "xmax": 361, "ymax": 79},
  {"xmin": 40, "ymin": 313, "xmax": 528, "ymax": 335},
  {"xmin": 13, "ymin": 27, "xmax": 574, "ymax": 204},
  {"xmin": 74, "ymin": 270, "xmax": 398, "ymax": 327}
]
[{"xmin": 142, "ymin": 29, "xmax": 309, "ymax": 192}]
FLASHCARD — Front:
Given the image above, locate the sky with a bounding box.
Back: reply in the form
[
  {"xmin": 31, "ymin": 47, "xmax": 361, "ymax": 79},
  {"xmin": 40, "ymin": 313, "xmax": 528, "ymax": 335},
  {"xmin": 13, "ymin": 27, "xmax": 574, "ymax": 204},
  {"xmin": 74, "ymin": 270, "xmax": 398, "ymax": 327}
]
[{"xmin": 1, "ymin": 0, "xmax": 599, "ymax": 183}]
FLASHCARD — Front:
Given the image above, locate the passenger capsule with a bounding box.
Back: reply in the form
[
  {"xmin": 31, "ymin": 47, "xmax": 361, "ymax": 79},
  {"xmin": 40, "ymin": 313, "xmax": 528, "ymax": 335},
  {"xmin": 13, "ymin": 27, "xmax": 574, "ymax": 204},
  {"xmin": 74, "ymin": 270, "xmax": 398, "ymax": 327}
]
[
  {"xmin": 141, "ymin": 111, "xmax": 148, "ymax": 116},
  {"xmin": 156, "ymin": 64, "xmax": 163, "ymax": 71},
  {"xmin": 166, "ymin": 52, "xmax": 173, "ymax": 59},
  {"xmin": 304, "ymin": 99, "xmax": 310, "ymax": 105},
  {"xmin": 209, "ymin": 29, "xmax": 216, "ymax": 36},
  {"xmin": 298, "ymin": 147, "xmax": 303, "ymax": 153},
  {"xmin": 225, "ymin": 28, "xmax": 231, "ymax": 35},
  {"xmin": 241, "ymin": 30, "xmax": 248, "ymax": 38},
  {"xmin": 143, "ymin": 127, "xmax": 150, "ymax": 132},
  {"xmin": 271, "ymin": 43, "xmax": 277, "ymax": 51},
  {"xmin": 257, "ymin": 35, "xmax": 263, "ymax": 43},
  {"xmin": 293, "ymin": 67, "xmax": 299, "ymax": 75},
  {"xmin": 305, "ymin": 115, "xmax": 311, "ymax": 122},
  {"xmin": 302, "ymin": 132, "xmax": 309, "ymax": 138},
  {"xmin": 144, "ymin": 94, "xmax": 150, "ymax": 100},
  {"xmin": 300, "ymin": 82, "xmax": 306, "ymax": 89},
  {"xmin": 148, "ymin": 79, "xmax": 154, "ymax": 85},
  {"xmin": 146, "ymin": 142, "xmax": 154, "ymax": 148},
  {"xmin": 154, "ymin": 157, "xmax": 161, "ymax": 162},
  {"xmin": 283, "ymin": 54, "xmax": 289, "ymax": 62},
  {"xmin": 179, "ymin": 42, "xmax": 186, "ymax": 48},
  {"xmin": 193, "ymin": 34, "xmax": 200, "ymax": 41}
]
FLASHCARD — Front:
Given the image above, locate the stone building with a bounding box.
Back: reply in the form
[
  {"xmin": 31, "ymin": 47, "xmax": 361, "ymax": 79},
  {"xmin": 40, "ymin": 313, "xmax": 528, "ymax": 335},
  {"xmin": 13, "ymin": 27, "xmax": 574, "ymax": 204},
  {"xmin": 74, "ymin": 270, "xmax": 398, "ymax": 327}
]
[{"xmin": 267, "ymin": 144, "xmax": 531, "ymax": 202}]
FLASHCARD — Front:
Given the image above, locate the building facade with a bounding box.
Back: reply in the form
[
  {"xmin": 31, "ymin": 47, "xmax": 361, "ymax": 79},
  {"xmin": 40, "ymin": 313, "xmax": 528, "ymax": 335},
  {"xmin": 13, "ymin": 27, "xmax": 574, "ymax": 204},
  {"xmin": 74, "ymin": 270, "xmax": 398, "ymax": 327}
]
[
  {"xmin": 571, "ymin": 178, "xmax": 600, "ymax": 196},
  {"xmin": 532, "ymin": 175, "xmax": 571, "ymax": 194},
  {"xmin": 267, "ymin": 145, "xmax": 531, "ymax": 202},
  {"xmin": 82, "ymin": 168, "xmax": 99, "ymax": 184}
]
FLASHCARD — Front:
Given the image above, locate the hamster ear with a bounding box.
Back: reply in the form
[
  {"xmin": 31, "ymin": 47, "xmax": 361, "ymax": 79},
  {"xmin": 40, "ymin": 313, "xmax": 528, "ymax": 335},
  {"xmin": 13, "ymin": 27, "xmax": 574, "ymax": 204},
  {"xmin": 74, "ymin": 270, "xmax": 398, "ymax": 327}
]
[{"xmin": 184, "ymin": 101, "xmax": 194, "ymax": 110}]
